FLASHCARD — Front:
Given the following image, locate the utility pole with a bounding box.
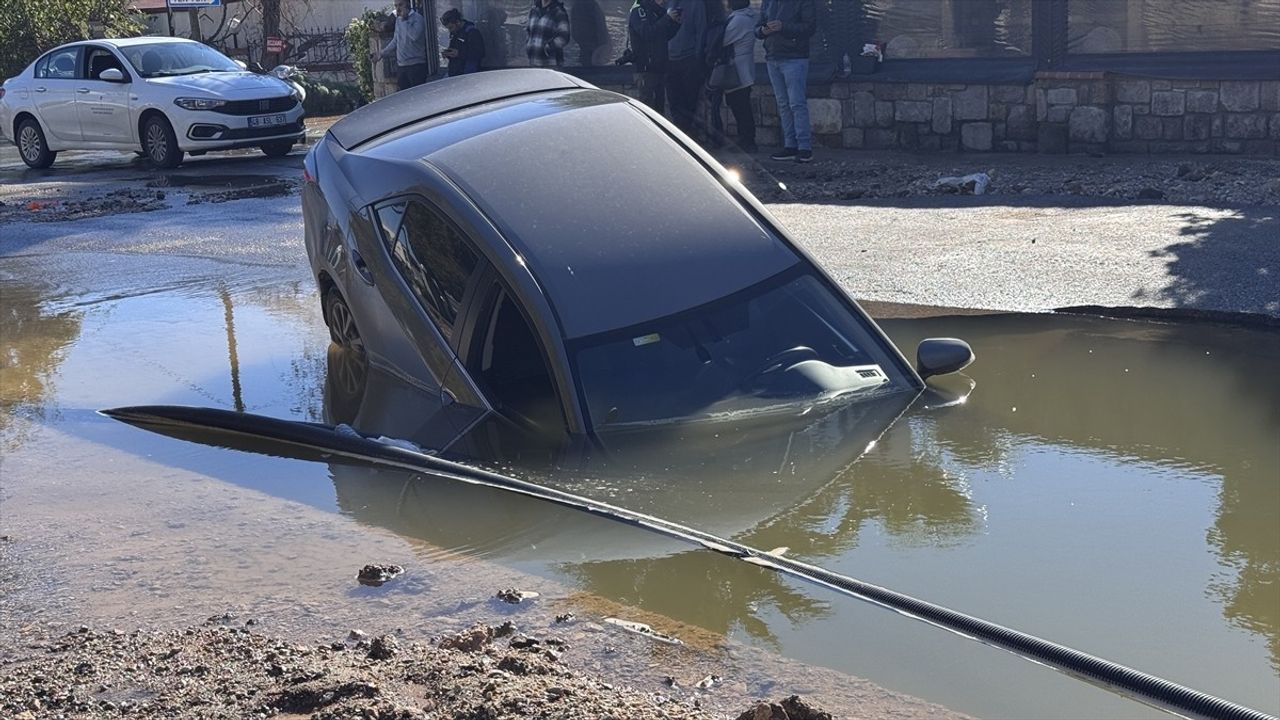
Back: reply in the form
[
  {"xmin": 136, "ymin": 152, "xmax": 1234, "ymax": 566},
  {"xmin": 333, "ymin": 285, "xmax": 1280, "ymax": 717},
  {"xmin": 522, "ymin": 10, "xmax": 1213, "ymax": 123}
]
[{"xmin": 188, "ymin": 9, "xmax": 203, "ymax": 41}]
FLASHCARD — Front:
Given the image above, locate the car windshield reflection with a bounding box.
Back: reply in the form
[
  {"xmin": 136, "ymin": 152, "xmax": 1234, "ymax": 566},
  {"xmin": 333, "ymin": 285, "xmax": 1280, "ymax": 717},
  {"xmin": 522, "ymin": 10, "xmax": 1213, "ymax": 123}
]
[
  {"xmin": 120, "ymin": 42, "xmax": 241, "ymax": 78},
  {"xmin": 572, "ymin": 268, "xmax": 913, "ymax": 429}
]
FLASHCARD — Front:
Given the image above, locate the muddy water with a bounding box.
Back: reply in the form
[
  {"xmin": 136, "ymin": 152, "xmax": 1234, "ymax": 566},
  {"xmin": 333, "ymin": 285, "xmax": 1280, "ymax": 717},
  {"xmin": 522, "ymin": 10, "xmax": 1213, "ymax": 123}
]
[{"xmin": 1, "ymin": 252, "xmax": 1276, "ymax": 719}]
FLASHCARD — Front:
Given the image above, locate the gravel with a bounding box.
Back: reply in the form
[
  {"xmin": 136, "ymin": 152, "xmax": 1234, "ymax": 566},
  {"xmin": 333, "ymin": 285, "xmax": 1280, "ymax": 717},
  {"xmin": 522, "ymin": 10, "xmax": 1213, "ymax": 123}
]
[
  {"xmin": 0, "ymin": 623, "xmax": 839, "ymax": 720},
  {"xmin": 733, "ymin": 153, "xmax": 1280, "ymax": 207}
]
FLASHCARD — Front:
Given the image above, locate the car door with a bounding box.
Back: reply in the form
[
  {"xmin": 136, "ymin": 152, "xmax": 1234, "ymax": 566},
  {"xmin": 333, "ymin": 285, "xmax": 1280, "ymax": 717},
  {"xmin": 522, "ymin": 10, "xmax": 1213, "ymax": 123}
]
[
  {"xmin": 370, "ymin": 197, "xmax": 492, "ymax": 432},
  {"xmin": 31, "ymin": 46, "xmax": 83, "ymax": 143},
  {"xmin": 76, "ymin": 46, "xmax": 134, "ymax": 144}
]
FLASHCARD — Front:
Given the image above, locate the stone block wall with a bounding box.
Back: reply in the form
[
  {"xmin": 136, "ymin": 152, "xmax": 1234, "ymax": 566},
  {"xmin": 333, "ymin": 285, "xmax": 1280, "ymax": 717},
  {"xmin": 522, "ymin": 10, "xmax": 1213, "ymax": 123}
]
[{"xmin": 598, "ymin": 73, "xmax": 1280, "ymax": 155}]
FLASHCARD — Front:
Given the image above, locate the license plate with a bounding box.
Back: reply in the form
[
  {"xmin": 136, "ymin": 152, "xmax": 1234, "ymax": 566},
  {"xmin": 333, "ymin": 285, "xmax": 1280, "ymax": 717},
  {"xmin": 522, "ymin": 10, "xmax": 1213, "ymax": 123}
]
[{"xmin": 249, "ymin": 113, "xmax": 287, "ymax": 128}]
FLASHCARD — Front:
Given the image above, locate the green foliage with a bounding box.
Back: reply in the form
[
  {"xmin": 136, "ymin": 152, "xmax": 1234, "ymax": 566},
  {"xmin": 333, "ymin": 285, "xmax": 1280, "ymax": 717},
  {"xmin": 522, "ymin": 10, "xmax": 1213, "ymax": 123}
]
[
  {"xmin": 344, "ymin": 8, "xmax": 392, "ymax": 103},
  {"xmin": 0, "ymin": 0, "xmax": 145, "ymax": 79},
  {"xmin": 297, "ymin": 72, "xmax": 363, "ymax": 116}
]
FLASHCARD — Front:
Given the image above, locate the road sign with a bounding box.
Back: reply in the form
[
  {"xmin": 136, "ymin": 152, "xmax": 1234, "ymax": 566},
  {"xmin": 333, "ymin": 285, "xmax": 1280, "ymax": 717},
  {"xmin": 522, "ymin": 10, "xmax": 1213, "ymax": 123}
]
[
  {"xmin": 166, "ymin": 0, "xmax": 222, "ymax": 7},
  {"xmin": 265, "ymin": 36, "xmax": 286, "ymax": 53}
]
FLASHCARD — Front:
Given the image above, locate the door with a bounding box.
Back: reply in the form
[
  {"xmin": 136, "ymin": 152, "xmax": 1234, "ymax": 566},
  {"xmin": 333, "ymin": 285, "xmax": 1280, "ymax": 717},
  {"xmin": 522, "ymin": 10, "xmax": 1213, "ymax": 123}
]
[
  {"xmin": 31, "ymin": 46, "xmax": 83, "ymax": 143},
  {"xmin": 460, "ymin": 279, "xmax": 568, "ymax": 440},
  {"xmin": 76, "ymin": 47, "xmax": 134, "ymax": 144}
]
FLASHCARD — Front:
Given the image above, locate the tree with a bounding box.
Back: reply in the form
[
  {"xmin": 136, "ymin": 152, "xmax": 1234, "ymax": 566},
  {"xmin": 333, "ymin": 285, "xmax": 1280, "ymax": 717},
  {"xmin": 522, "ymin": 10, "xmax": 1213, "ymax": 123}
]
[{"xmin": 0, "ymin": 0, "xmax": 145, "ymax": 79}]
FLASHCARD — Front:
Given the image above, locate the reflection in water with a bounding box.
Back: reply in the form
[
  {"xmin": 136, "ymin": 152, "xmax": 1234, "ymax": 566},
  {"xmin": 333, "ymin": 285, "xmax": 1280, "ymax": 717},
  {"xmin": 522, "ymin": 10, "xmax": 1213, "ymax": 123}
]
[
  {"xmin": 0, "ymin": 278, "xmax": 83, "ymax": 451},
  {"xmin": 882, "ymin": 313, "xmax": 1280, "ymax": 678},
  {"xmin": 317, "ymin": 313, "xmax": 1280, "ymax": 714}
]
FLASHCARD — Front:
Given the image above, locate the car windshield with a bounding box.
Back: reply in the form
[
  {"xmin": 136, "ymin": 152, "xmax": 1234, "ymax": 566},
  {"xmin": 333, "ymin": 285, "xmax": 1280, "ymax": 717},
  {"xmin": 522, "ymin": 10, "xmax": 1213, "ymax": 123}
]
[
  {"xmin": 571, "ymin": 269, "xmax": 914, "ymax": 430},
  {"xmin": 119, "ymin": 42, "xmax": 240, "ymax": 78}
]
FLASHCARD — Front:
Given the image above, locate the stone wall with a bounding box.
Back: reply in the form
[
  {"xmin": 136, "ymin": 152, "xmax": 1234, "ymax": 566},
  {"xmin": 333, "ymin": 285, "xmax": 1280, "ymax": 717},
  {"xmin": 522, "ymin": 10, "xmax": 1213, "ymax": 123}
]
[{"xmin": 598, "ymin": 74, "xmax": 1280, "ymax": 155}]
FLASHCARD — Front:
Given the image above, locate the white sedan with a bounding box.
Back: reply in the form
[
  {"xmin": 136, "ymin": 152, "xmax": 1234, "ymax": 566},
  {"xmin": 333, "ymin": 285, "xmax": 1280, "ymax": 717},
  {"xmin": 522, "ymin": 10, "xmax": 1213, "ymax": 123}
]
[{"xmin": 0, "ymin": 37, "xmax": 305, "ymax": 169}]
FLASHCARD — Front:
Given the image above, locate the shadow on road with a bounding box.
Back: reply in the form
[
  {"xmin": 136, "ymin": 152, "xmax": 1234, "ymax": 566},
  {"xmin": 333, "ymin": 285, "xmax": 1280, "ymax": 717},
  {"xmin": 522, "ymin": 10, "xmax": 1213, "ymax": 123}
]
[{"xmin": 1141, "ymin": 208, "xmax": 1280, "ymax": 316}]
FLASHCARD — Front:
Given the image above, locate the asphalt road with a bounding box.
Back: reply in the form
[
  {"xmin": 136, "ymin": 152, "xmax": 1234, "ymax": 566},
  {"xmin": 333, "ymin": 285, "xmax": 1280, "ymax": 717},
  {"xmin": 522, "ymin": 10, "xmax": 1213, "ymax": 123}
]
[{"xmin": 3, "ymin": 143, "xmax": 1277, "ymax": 320}]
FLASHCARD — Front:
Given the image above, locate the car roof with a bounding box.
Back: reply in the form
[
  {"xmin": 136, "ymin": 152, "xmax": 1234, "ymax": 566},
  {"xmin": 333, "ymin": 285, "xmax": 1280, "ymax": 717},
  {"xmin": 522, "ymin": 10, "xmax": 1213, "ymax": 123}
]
[
  {"xmin": 98, "ymin": 36, "xmax": 194, "ymax": 49},
  {"xmin": 354, "ymin": 78, "xmax": 800, "ymax": 340}
]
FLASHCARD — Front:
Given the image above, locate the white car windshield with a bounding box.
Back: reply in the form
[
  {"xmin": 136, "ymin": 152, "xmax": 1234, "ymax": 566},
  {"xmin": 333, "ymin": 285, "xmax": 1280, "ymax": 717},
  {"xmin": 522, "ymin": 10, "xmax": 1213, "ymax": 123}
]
[{"xmin": 120, "ymin": 42, "xmax": 240, "ymax": 78}]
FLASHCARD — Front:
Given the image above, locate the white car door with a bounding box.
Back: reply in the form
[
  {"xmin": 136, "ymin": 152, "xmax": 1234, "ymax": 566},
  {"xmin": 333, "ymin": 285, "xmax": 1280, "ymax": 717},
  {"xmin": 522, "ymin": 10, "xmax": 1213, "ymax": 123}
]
[
  {"xmin": 32, "ymin": 46, "xmax": 83, "ymax": 144},
  {"xmin": 76, "ymin": 46, "xmax": 134, "ymax": 144}
]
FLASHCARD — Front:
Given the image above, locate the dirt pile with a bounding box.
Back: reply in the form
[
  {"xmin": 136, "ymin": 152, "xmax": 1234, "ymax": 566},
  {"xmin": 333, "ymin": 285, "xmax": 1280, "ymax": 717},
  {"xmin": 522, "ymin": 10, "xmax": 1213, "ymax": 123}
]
[{"xmin": 1, "ymin": 622, "xmax": 839, "ymax": 720}]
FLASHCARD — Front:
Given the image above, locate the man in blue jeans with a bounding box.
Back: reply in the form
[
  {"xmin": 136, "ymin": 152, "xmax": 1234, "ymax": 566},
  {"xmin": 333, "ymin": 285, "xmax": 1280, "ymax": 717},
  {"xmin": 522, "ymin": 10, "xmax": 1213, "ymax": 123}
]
[{"xmin": 756, "ymin": 0, "xmax": 816, "ymax": 162}]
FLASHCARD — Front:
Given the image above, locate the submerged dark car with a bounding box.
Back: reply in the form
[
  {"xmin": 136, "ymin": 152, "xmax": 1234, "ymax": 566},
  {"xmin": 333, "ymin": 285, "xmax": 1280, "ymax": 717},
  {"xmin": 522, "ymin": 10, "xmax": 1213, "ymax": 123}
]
[{"xmin": 302, "ymin": 69, "xmax": 971, "ymax": 449}]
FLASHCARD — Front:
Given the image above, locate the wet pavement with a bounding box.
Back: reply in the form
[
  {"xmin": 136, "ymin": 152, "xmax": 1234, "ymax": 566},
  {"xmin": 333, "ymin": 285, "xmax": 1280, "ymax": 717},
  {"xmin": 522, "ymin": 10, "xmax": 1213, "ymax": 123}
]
[{"xmin": 2, "ymin": 141, "xmax": 1278, "ymax": 719}]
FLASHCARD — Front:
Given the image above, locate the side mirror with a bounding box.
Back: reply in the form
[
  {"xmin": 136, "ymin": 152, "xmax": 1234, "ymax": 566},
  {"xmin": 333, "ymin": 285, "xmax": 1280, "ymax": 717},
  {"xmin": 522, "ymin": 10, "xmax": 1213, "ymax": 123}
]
[
  {"xmin": 99, "ymin": 68, "xmax": 125, "ymax": 82},
  {"xmin": 917, "ymin": 338, "xmax": 974, "ymax": 379},
  {"xmin": 234, "ymin": 59, "xmax": 248, "ymax": 70}
]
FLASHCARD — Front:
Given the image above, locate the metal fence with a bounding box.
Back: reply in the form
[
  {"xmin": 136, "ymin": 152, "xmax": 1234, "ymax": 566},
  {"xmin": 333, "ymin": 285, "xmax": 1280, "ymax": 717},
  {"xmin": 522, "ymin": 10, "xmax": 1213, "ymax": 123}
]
[{"xmin": 211, "ymin": 26, "xmax": 353, "ymax": 73}]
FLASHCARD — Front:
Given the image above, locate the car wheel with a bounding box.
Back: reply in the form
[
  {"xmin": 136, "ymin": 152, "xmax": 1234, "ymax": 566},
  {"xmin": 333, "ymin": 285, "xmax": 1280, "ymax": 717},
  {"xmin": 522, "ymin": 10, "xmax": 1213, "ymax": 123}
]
[
  {"xmin": 259, "ymin": 140, "xmax": 294, "ymax": 158},
  {"xmin": 16, "ymin": 118, "xmax": 56, "ymax": 169},
  {"xmin": 142, "ymin": 115, "xmax": 183, "ymax": 169},
  {"xmin": 324, "ymin": 287, "xmax": 365, "ymax": 355}
]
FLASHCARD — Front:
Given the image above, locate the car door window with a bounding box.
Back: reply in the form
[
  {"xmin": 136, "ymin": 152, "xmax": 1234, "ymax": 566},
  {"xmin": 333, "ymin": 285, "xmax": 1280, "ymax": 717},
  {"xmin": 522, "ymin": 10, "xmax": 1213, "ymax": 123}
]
[
  {"xmin": 84, "ymin": 47, "xmax": 126, "ymax": 80},
  {"xmin": 374, "ymin": 199, "xmax": 480, "ymax": 344},
  {"xmin": 468, "ymin": 283, "xmax": 565, "ymax": 435},
  {"xmin": 37, "ymin": 48, "xmax": 80, "ymax": 79}
]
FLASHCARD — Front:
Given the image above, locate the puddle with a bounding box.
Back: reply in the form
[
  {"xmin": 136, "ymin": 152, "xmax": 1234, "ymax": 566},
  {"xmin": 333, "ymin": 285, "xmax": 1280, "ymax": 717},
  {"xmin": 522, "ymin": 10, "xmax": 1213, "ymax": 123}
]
[{"xmin": 1, "ymin": 250, "xmax": 1276, "ymax": 720}]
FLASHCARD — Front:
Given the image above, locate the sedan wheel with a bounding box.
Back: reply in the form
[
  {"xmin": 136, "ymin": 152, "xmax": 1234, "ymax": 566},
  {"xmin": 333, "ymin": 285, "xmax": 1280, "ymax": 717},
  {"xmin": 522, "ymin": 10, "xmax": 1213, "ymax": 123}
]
[
  {"xmin": 17, "ymin": 119, "xmax": 56, "ymax": 169},
  {"xmin": 325, "ymin": 288, "xmax": 365, "ymax": 355},
  {"xmin": 142, "ymin": 115, "xmax": 183, "ymax": 169}
]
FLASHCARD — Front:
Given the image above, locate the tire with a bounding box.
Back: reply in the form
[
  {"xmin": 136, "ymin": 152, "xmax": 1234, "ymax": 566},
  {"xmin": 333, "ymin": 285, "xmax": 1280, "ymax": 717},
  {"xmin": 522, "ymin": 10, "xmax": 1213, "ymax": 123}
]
[
  {"xmin": 324, "ymin": 287, "xmax": 365, "ymax": 355},
  {"xmin": 141, "ymin": 114, "xmax": 183, "ymax": 169},
  {"xmin": 259, "ymin": 139, "xmax": 294, "ymax": 158},
  {"xmin": 16, "ymin": 118, "xmax": 56, "ymax": 169}
]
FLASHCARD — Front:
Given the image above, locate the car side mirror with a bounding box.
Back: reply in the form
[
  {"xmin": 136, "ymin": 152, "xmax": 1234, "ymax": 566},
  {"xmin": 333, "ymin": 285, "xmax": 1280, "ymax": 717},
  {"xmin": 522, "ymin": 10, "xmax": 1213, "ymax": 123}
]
[
  {"xmin": 234, "ymin": 59, "xmax": 248, "ymax": 70},
  {"xmin": 99, "ymin": 68, "xmax": 126, "ymax": 82},
  {"xmin": 916, "ymin": 338, "xmax": 974, "ymax": 379}
]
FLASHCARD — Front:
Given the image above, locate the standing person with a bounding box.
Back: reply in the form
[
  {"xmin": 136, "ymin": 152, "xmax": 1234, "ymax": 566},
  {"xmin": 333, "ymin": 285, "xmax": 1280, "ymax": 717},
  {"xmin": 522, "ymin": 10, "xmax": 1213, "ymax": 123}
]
[
  {"xmin": 441, "ymin": 8, "xmax": 486, "ymax": 76},
  {"xmin": 663, "ymin": 0, "xmax": 708, "ymax": 135},
  {"xmin": 721, "ymin": 0, "xmax": 758, "ymax": 151},
  {"xmin": 525, "ymin": 0, "xmax": 572, "ymax": 68},
  {"xmin": 571, "ymin": 0, "xmax": 611, "ymax": 66},
  {"xmin": 372, "ymin": 0, "xmax": 429, "ymax": 91},
  {"xmin": 627, "ymin": 0, "xmax": 681, "ymax": 113},
  {"xmin": 756, "ymin": 0, "xmax": 816, "ymax": 162}
]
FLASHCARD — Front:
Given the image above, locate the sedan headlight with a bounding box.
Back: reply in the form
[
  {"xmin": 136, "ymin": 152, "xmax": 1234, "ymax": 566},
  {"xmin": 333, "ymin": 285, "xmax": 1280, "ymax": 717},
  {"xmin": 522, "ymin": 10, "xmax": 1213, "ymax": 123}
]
[{"xmin": 174, "ymin": 97, "xmax": 227, "ymax": 111}]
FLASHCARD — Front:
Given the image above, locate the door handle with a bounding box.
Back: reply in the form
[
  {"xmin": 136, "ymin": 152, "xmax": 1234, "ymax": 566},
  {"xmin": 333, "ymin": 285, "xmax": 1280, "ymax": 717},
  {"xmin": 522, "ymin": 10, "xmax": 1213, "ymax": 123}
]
[
  {"xmin": 76, "ymin": 87, "xmax": 91, "ymax": 94},
  {"xmin": 349, "ymin": 249, "xmax": 374, "ymax": 286},
  {"xmin": 35, "ymin": 86, "xmax": 47, "ymax": 93}
]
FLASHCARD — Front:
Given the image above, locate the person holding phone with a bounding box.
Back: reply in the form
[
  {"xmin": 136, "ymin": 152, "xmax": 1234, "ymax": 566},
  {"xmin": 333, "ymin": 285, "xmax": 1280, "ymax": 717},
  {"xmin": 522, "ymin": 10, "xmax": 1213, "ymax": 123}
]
[
  {"xmin": 371, "ymin": 0, "xmax": 430, "ymax": 91},
  {"xmin": 441, "ymin": 8, "xmax": 486, "ymax": 76},
  {"xmin": 756, "ymin": 0, "xmax": 816, "ymax": 162}
]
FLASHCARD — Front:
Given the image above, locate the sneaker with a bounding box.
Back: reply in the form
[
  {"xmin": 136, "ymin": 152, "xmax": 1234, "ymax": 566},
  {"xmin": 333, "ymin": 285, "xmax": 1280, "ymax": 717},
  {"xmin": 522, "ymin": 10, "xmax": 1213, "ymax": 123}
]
[
  {"xmin": 770, "ymin": 147, "xmax": 798, "ymax": 161},
  {"xmin": 797, "ymin": 149, "xmax": 814, "ymax": 163}
]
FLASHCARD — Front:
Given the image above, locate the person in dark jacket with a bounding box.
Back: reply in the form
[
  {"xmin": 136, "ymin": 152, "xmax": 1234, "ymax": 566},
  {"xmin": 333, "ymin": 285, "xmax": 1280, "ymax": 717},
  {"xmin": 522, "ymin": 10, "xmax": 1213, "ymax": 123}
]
[
  {"xmin": 571, "ymin": 0, "xmax": 611, "ymax": 66},
  {"xmin": 756, "ymin": 0, "xmax": 816, "ymax": 162},
  {"xmin": 441, "ymin": 8, "xmax": 486, "ymax": 76},
  {"xmin": 526, "ymin": 0, "xmax": 572, "ymax": 68},
  {"xmin": 664, "ymin": 0, "xmax": 708, "ymax": 135},
  {"xmin": 627, "ymin": 0, "xmax": 681, "ymax": 113}
]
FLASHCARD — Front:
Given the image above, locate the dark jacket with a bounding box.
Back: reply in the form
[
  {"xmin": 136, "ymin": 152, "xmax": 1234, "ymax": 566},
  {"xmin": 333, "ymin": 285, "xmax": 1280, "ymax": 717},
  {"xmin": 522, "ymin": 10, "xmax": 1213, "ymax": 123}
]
[
  {"xmin": 755, "ymin": 0, "xmax": 816, "ymax": 60},
  {"xmin": 627, "ymin": 0, "xmax": 679, "ymax": 73},
  {"xmin": 447, "ymin": 20, "xmax": 486, "ymax": 76}
]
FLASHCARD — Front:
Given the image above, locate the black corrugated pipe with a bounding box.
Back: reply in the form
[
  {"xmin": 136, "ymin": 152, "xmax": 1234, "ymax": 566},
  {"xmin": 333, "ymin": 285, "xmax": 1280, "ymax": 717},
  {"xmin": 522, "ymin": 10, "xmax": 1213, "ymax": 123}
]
[{"xmin": 101, "ymin": 405, "xmax": 1278, "ymax": 720}]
